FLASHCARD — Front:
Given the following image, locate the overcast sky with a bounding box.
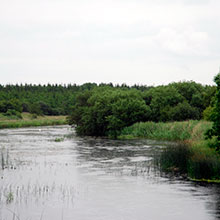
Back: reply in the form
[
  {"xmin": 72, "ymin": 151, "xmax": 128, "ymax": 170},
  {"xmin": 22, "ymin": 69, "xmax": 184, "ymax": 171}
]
[{"xmin": 0, "ymin": 0, "xmax": 220, "ymax": 86}]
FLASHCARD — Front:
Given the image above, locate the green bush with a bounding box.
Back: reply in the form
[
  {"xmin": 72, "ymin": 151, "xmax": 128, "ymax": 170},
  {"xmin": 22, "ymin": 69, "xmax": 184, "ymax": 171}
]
[
  {"xmin": 203, "ymin": 106, "xmax": 214, "ymax": 121},
  {"xmin": 68, "ymin": 87, "xmax": 150, "ymax": 137}
]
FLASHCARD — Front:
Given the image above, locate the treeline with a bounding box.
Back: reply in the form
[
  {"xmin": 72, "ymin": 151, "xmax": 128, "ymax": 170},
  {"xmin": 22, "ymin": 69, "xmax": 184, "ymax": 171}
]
[
  {"xmin": 67, "ymin": 81, "xmax": 216, "ymax": 137},
  {"xmin": 0, "ymin": 83, "xmax": 140, "ymax": 118},
  {"xmin": 0, "ymin": 82, "xmax": 215, "ymax": 122},
  {"xmin": 0, "ymin": 83, "xmax": 98, "ymax": 117}
]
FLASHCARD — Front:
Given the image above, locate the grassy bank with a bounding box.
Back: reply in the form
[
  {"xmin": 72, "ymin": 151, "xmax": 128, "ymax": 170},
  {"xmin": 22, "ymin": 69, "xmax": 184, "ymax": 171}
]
[
  {"xmin": 119, "ymin": 120, "xmax": 220, "ymax": 181},
  {"xmin": 119, "ymin": 120, "xmax": 212, "ymax": 141},
  {"xmin": 0, "ymin": 113, "xmax": 67, "ymax": 129}
]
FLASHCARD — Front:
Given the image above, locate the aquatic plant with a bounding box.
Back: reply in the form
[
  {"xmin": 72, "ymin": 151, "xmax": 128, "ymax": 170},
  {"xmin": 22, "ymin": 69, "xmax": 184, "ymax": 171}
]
[
  {"xmin": 6, "ymin": 192, "xmax": 14, "ymax": 204},
  {"xmin": 55, "ymin": 137, "xmax": 65, "ymax": 142}
]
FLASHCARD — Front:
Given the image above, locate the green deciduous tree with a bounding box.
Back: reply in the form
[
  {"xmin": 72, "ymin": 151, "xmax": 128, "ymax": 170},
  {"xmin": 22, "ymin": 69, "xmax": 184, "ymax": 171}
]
[{"xmin": 68, "ymin": 87, "xmax": 150, "ymax": 137}]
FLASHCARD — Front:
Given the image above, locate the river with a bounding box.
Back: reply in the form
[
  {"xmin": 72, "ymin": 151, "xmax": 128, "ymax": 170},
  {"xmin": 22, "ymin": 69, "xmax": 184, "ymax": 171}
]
[{"xmin": 0, "ymin": 125, "xmax": 219, "ymax": 220}]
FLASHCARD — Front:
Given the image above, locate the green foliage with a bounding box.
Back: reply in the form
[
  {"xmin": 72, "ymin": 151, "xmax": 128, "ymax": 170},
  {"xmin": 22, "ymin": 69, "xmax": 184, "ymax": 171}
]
[
  {"xmin": 0, "ymin": 99, "xmax": 22, "ymax": 113},
  {"xmin": 171, "ymin": 81, "xmax": 204, "ymax": 104},
  {"xmin": 205, "ymin": 73, "xmax": 220, "ymax": 151},
  {"xmin": 0, "ymin": 81, "xmax": 216, "ymax": 123},
  {"xmin": 143, "ymin": 85, "xmax": 184, "ymax": 121},
  {"xmin": 68, "ymin": 87, "xmax": 150, "ymax": 137},
  {"xmin": 3, "ymin": 109, "xmax": 22, "ymax": 119},
  {"xmin": 0, "ymin": 83, "xmax": 97, "ymax": 116},
  {"xmin": 169, "ymin": 101, "xmax": 200, "ymax": 121},
  {"xmin": 203, "ymin": 106, "xmax": 214, "ymax": 121},
  {"xmin": 142, "ymin": 81, "xmax": 211, "ymax": 122}
]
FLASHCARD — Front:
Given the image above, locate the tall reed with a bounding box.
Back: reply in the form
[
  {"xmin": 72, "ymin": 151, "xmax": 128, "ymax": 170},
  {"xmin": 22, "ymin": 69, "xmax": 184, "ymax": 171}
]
[
  {"xmin": 119, "ymin": 120, "xmax": 212, "ymax": 142},
  {"xmin": 120, "ymin": 120, "xmax": 220, "ymax": 181}
]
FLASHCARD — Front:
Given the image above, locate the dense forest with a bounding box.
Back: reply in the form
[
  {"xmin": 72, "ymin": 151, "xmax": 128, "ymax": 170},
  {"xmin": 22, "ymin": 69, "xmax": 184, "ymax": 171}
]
[
  {"xmin": 0, "ymin": 82, "xmax": 216, "ymax": 133},
  {"xmin": 0, "ymin": 83, "xmax": 98, "ymax": 117}
]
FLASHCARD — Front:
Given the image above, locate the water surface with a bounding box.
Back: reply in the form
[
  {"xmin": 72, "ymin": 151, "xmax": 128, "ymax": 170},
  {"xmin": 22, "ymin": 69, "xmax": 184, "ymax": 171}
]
[{"xmin": 0, "ymin": 126, "xmax": 219, "ymax": 220}]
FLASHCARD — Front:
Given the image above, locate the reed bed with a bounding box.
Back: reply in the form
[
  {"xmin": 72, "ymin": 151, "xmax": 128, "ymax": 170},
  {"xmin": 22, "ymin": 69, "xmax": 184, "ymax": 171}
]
[
  {"xmin": 120, "ymin": 120, "xmax": 220, "ymax": 181},
  {"xmin": 119, "ymin": 120, "xmax": 212, "ymax": 141}
]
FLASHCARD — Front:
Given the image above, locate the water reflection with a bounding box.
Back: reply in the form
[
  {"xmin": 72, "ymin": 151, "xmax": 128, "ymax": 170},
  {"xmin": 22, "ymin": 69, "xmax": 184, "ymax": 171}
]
[{"xmin": 0, "ymin": 126, "xmax": 219, "ymax": 219}]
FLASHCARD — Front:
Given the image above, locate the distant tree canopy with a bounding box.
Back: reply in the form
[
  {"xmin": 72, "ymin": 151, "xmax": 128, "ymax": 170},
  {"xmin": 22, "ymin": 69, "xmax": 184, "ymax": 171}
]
[
  {"xmin": 0, "ymin": 83, "xmax": 97, "ymax": 116},
  {"xmin": 0, "ymin": 81, "xmax": 216, "ymax": 136}
]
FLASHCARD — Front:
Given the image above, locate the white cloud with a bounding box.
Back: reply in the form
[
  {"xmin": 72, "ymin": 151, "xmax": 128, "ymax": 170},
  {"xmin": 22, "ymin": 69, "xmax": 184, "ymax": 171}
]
[{"xmin": 0, "ymin": 0, "xmax": 220, "ymax": 85}]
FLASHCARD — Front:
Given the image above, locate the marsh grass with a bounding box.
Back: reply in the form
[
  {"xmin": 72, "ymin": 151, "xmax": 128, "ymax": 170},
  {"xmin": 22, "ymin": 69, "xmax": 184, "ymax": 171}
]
[
  {"xmin": 158, "ymin": 140, "xmax": 220, "ymax": 180},
  {"xmin": 119, "ymin": 120, "xmax": 212, "ymax": 141},
  {"xmin": 120, "ymin": 120, "xmax": 220, "ymax": 181},
  {"xmin": 188, "ymin": 140, "xmax": 220, "ymax": 180},
  {"xmin": 159, "ymin": 143, "xmax": 192, "ymax": 174},
  {"xmin": 0, "ymin": 113, "xmax": 67, "ymax": 129}
]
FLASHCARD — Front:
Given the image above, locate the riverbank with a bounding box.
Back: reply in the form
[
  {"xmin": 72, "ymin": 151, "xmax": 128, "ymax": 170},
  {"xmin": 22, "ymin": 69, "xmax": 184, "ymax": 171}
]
[
  {"xmin": 119, "ymin": 120, "xmax": 220, "ymax": 182},
  {"xmin": 0, "ymin": 113, "xmax": 67, "ymax": 129}
]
